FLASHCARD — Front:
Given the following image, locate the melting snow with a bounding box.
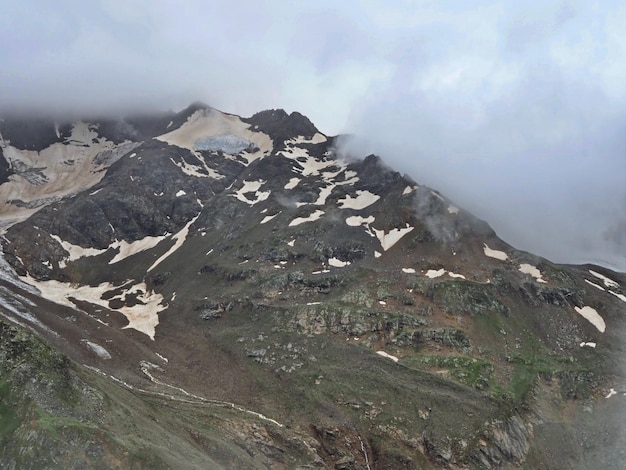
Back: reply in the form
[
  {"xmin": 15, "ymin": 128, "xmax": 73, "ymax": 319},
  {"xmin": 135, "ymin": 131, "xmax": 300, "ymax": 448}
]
[
  {"xmin": 574, "ymin": 306, "xmax": 606, "ymax": 333},
  {"xmin": 337, "ymin": 190, "xmax": 380, "ymax": 210},
  {"xmin": 588, "ymin": 270, "xmax": 619, "ymax": 289},
  {"xmin": 289, "ymin": 210, "xmax": 324, "ymax": 226},
  {"xmin": 519, "ymin": 264, "xmax": 547, "ymax": 283},
  {"xmin": 376, "ymin": 351, "xmax": 399, "ymax": 363},
  {"xmin": 483, "ymin": 244, "xmax": 508, "ymax": 261}
]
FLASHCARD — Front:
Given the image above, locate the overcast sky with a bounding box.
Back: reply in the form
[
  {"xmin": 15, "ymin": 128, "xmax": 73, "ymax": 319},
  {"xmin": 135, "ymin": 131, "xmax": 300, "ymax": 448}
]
[{"xmin": 1, "ymin": 1, "xmax": 625, "ymax": 270}]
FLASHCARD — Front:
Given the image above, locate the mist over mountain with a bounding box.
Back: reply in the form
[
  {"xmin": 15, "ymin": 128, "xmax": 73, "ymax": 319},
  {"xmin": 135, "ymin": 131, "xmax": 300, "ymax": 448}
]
[{"xmin": 0, "ymin": 103, "xmax": 624, "ymax": 468}]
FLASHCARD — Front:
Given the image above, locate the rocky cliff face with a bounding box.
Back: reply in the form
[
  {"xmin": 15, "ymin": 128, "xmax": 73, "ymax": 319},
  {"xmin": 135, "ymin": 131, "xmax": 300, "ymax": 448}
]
[{"xmin": 0, "ymin": 104, "xmax": 624, "ymax": 469}]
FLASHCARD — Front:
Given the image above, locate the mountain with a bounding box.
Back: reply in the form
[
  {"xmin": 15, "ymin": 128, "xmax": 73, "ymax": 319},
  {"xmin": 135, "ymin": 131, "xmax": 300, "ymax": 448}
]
[{"xmin": 0, "ymin": 104, "xmax": 624, "ymax": 469}]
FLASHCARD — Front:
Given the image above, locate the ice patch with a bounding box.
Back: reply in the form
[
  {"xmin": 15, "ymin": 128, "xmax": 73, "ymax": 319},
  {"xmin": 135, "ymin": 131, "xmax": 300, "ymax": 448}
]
[
  {"xmin": 156, "ymin": 108, "xmax": 273, "ymax": 164},
  {"xmin": 81, "ymin": 340, "xmax": 111, "ymax": 359},
  {"xmin": 483, "ymin": 244, "xmax": 508, "ymax": 261},
  {"xmin": 194, "ymin": 134, "xmax": 256, "ymax": 153},
  {"xmin": 519, "ymin": 263, "xmax": 547, "ymax": 283},
  {"xmin": 574, "ymin": 306, "xmax": 606, "ymax": 333}
]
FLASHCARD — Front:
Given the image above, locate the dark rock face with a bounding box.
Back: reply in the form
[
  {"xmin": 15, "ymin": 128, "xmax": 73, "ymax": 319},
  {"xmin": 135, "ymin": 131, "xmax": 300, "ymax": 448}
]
[{"xmin": 0, "ymin": 104, "xmax": 624, "ymax": 469}]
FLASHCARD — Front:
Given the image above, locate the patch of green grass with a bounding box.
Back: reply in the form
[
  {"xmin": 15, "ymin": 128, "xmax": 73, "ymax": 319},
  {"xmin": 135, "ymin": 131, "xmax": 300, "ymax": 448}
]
[
  {"xmin": 404, "ymin": 354, "xmax": 494, "ymax": 390},
  {"xmin": 0, "ymin": 380, "xmax": 21, "ymax": 440}
]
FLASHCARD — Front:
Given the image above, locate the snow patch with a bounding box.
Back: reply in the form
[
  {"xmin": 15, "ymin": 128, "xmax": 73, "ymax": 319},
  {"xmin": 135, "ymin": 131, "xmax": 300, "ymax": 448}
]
[
  {"xmin": 81, "ymin": 340, "xmax": 111, "ymax": 359},
  {"xmin": 483, "ymin": 244, "xmax": 508, "ymax": 261},
  {"xmin": 606, "ymin": 388, "xmax": 617, "ymax": 398},
  {"xmin": 376, "ymin": 351, "xmax": 399, "ymax": 363},
  {"xmin": 261, "ymin": 212, "xmax": 281, "ymax": 224},
  {"xmin": 284, "ymin": 177, "xmax": 301, "ymax": 189},
  {"xmin": 609, "ymin": 291, "xmax": 626, "ymax": 303},
  {"xmin": 50, "ymin": 235, "xmax": 107, "ymax": 267},
  {"xmin": 346, "ymin": 215, "xmax": 375, "ymax": 227},
  {"xmin": 373, "ymin": 225, "xmax": 414, "ymax": 251},
  {"xmin": 402, "ymin": 268, "xmax": 416, "ymax": 274},
  {"xmin": 585, "ymin": 279, "xmax": 605, "ymax": 291},
  {"xmin": 337, "ymin": 190, "xmax": 380, "ymax": 210},
  {"xmin": 447, "ymin": 205, "xmax": 460, "ymax": 214},
  {"xmin": 426, "ymin": 269, "xmax": 446, "ymax": 279},
  {"xmin": 402, "ymin": 185, "xmax": 416, "ymax": 195},
  {"xmin": 519, "ymin": 263, "xmax": 547, "ymax": 283},
  {"xmin": 232, "ymin": 180, "xmax": 271, "ymax": 206},
  {"xmin": 109, "ymin": 235, "xmax": 166, "ymax": 264},
  {"xmin": 148, "ymin": 215, "xmax": 200, "ymax": 272},
  {"xmin": 21, "ymin": 276, "xmax": 165, "ymax": 340},
  {"xmin": 176, "ymin": 189, "xmax": 186, "ymax": 197},
  {"xmin": 328, "ymin": 258, "xmax": 350, "ymax": 268},
  {"xmin": 286, "ymin": 133, "xmax": 327, "ymax": 145},
  {"xmin": 289, "ymin": 210, "xmax": 324, "ymax": 226},
  {"xmin": 579, "ymin": 342, "xmax": 596, "ymax": 348},
  {"xmin": 588, "ymin": 270, "xmax": 619, "ymax": 289},
  {"xmin": 574, "ymin": 306, "xmax": 606, "ymax": 333}
]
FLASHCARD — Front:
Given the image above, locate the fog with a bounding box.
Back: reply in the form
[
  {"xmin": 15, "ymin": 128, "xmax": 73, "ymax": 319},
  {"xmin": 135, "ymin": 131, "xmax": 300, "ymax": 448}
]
[{"xmin": 1, "ymin": 0, "xmax": 624, "ymax": 270}]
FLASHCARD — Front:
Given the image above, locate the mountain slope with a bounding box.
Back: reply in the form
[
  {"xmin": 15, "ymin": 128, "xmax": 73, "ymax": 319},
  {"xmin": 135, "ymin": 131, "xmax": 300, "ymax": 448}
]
[{"xmin": 1, "ymin": 104, "xmax": 624, "ymax": 468}]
